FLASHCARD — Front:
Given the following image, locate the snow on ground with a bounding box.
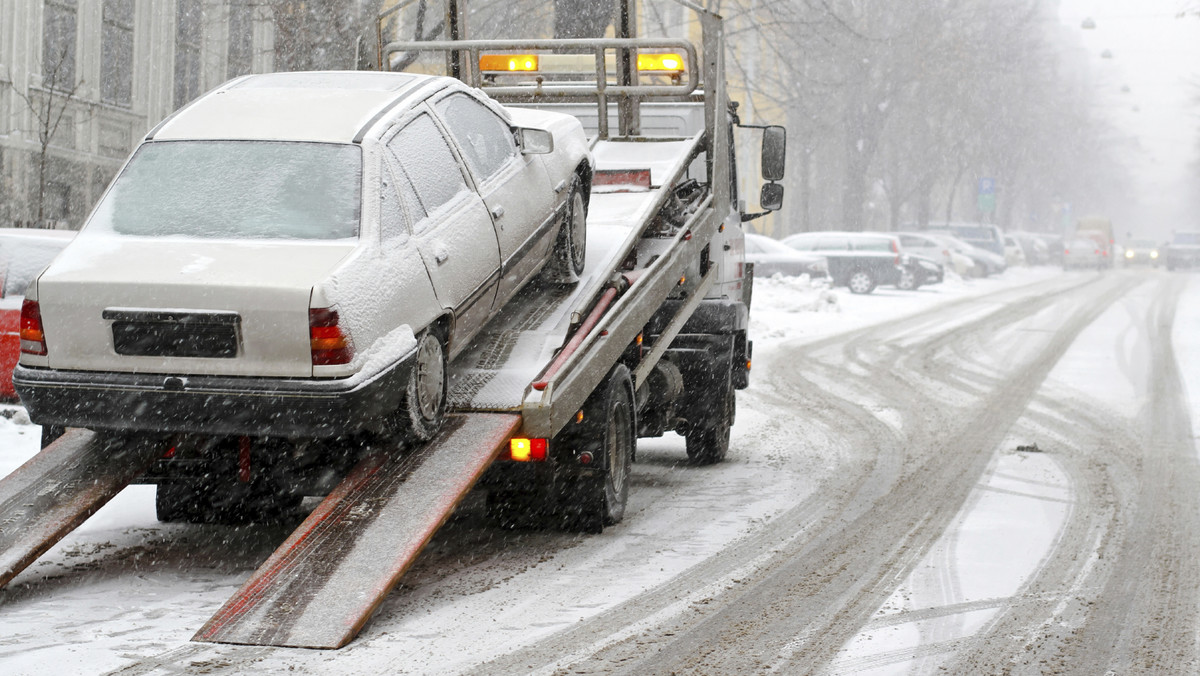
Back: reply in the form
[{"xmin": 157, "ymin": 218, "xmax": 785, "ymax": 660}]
[{"xmin": 0, "ymin": 266, "xmax": 1112, "ymax": 675}]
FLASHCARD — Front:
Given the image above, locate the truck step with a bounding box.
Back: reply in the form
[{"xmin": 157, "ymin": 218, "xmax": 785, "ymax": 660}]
[
  {"xmin": 0, "ymin": 429, "xmax": 165, "ymax": 588},
  {"xmin": 193, "ymin": 413, "xmax": 521, "ymax": 649}
]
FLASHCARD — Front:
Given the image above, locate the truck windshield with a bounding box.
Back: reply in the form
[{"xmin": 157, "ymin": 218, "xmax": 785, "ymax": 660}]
[{"xmin": 89, "ymin": 141, "xmax": 362, "ymax": 240}]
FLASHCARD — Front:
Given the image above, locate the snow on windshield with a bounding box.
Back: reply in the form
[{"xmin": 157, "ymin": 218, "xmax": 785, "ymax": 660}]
[{"xmin": 88, "ymin": 141, "xmax": 361, "ymax": 240}]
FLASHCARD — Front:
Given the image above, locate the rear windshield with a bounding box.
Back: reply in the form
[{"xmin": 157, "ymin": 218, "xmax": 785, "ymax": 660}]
[
  {"xmin": 89, "ymin": 141, "xmax": 362, "ymax": 240},
  {"xmin": 0, "ymin": 236, "xmax": 72, "ymax": 297}
]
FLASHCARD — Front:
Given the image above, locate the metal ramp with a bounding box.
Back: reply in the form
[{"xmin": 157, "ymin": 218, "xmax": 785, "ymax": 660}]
[
  {"xmin": 194, "ymin": 413, "xmax": 520, "ymax": 649},
  {"xmin": 0, "ymin": 429, "xmax": 164, "ymax": 588}
]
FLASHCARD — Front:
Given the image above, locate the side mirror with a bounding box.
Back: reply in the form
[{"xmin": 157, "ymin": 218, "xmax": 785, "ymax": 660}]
[
  {"xmin": 760, "ymin": 182, "xmax": 784, "ymax": 211},
  {"xmin": 518, "ymin": 128, "xmax": 554, "ymax": 155},
  {"xmin": 761, "ymin": 126, "xmax": 786, "ymax": 181}
]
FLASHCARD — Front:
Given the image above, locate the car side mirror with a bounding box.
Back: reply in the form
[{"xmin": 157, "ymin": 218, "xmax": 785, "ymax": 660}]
[
  {"xmin": 761, "ymin": 126, "xmax": 786, "ymax": 181},
  {"xmin": 518, "ymin": 128, "xmax": 554, "ymax": 155},
  {"xmin": 760, "ymin": 182, "xmax": 784, "ymax": 211}
]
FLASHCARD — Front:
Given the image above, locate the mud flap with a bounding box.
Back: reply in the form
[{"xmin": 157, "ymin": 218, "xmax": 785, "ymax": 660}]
[
  {"xmin": 0, "ymin": 429, "xmax": 164, "ymax": 588},
  {"xmin": 194, "ymin": 413, "xmax": 520, "ymax": 649}
]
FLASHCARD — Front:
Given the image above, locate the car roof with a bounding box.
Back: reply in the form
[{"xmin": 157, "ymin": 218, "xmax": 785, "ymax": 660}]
[{"xmin": 149, "ymin": 71, "xmax": 454, "ymax": 144}]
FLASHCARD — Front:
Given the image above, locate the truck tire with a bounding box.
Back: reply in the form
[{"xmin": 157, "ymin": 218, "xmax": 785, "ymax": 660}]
[
  {"xmin": 686, "ymin": 381, "xmax": 733, "ymax": 465},
  {"xmin": 401, "ymin": 330, "xmax": 448, "ymax": 442},
  {"xmin": 542, "ymin": 177, "xmax": 587, "ymax": 284},
  {"xmin": 565, "ymin": 364, "xmax": 634, "ymax": 533},
  {"xmin": 847, "ymin": 269, "xmax": 876, "ymax": 294}
]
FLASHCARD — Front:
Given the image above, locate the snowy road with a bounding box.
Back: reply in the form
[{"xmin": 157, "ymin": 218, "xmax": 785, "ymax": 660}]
[{"xmin": 2, "ymin": 267, "xmax": 1198, "ymax": 675}]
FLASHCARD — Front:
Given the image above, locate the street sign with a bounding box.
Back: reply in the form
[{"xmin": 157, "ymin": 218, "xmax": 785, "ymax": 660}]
[{"xmin": 978, "ymin": 177, "xmax": 996, "ymax": 214}]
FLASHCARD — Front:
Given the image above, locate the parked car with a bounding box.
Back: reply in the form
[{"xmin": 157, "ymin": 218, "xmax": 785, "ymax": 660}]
[
  {"xmin": 895, "ymin": 231, "xmax": 975, "ymax": 277},
  {"xmin": 1165, "ymin": 231, "xmax": 1200, "ymax": 271},
  {"xmin": 0, "ymin": 228, "xmax": 75, "ymax": 400},
  {"xmin": 14, "ymin": 71, "xmax": 593, "ymax": 443},
  {"xmin": 1003, "ymin": 235, "xmax": 1027, "ymax": 267},
  {"xmin": 743, "ymin": 233, "xmax": 828, "ymax": 279},
  {"xmin": 1121, "ymin": 238, "xmax": 1160, "ymax": 267},
  {"xmin": 927, "ymin": 222, "xmax": 1007, "ymax": 259},
  {"xmin": 1063, "ymin": 237, "xmax": 1107, "ymax": 270},
  {"xmin": 1009, "ymin": 231, "xmax": 1050, "ymax": 265},
  {"xmin": 782, "ymin": 231, "xmax": 908, "ymax": 294}
]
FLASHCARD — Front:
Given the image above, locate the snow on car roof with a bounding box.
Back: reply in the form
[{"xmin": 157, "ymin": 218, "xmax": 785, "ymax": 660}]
[{"xmin": 151, "ymin": 71, "xmax": 444, "ymax": 144}]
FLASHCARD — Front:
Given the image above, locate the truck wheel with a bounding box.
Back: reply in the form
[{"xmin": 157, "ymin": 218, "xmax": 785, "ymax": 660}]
[
  {"xmin": 686, "ymin": 384, "xmax": 733, "ymax": 465},
  {"xmin": 402, "ymin": 330, "xmax": 448, "ymax": 442},
  {"xmin": 566, "ymin": 364, "xmax": 634, "ymax": 533},
  {"xmin": 542, "ymin": 177, "xmax": 587, "ymax": 284},
  {"xmin": 847, "ymin": 270, "xmax": 876, "ymax": 294}
]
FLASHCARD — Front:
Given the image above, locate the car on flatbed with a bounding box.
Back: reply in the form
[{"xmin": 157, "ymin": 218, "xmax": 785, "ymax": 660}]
[{"xmin": 15, "ymin": 71, "xmax": 593, "ymax": 443}]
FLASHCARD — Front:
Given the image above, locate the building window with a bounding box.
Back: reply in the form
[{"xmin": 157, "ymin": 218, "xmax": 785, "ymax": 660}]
[
  {"xmin": 174, "ymin": 0, "xmax": 203, "ymax": 108},
  {"xmin": 102, "ymin": 0, "xmax": 134, "ymax": 106},
  {"xmin": 42, "ymin": 0, "xmax": 78, "ymax": 91},
  {"xmin": 227, "ymin": 2, "xmax": 254, "ymax": 79}
]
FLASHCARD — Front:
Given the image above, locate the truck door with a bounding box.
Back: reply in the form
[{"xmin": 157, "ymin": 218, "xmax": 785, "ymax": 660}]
[
  {"xmin": 432, "ymin": 92, "xmax": 555, "ymax": 305},
  {"xmin": 386, "ymin": 113, "xmax": 500, "ymax": 351}
]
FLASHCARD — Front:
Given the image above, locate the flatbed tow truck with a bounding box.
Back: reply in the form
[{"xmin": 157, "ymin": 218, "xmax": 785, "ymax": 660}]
[{"xmin": 0, "ymin": 0, "xmax": 784, "ymax": 650}]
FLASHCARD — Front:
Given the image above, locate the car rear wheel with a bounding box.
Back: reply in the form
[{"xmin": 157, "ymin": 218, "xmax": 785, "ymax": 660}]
[
  {"xmin": 402, "ymin": 330, "xmax": 448, "ymax": 442},
  {"xmin": 847, "ymin": 270, "xmax": 876, "ymax": 294},
  {"xmin": 896, "ymin": 268, "xmax": 920, "ymax": 291},
  {"xmin": 543, "ymin": 177, "xmax": 587, "ymax": 284}
]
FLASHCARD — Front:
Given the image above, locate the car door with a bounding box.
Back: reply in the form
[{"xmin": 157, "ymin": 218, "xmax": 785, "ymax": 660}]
[
  {"xmin": 385, "ymin": 113, "xmax": 501, "ymax": 354},
  {"xmin": 432, "ymin": 92, "xmax": 555, "ymax": 305}
]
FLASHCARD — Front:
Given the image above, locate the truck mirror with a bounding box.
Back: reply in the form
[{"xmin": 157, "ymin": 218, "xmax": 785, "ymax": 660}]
[
  {"xmin": 518, "ymin": 128, "xmax": 554, "ymax": 155},
  {"xmin": 761, "ymin": 126, "xmax": 786, "ymax": 181},
  {"xmin": 760, "ymin": 182, "xmax": 784, "ymax": 211}
]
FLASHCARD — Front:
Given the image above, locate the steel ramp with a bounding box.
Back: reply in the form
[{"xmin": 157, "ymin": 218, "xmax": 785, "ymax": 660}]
[
  {"xmin": 0, "ymin": 429, "xmax": 164, "ymax": 588},
  {"xmin": 194, "ymin": 413, "xmax": 521, "ymax": 649}
]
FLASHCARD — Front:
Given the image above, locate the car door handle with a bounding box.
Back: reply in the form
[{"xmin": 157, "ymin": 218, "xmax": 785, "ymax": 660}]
[
  {"xmin": 432, "ymin": 241, "xmax": 450, "ymax": 264},
  {"xmin": 491, "ymin": 205, "xmax": 505, "ymax": 219}
]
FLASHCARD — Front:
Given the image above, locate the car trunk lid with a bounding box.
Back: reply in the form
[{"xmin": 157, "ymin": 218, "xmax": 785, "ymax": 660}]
[{"xmin": 36, "ymin": 237, "xmax": 356, "ymax": 377}]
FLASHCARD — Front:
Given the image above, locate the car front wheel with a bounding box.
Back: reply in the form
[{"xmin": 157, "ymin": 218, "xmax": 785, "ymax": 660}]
[{"xmin": 847, "ymin": 270, "xmax": 876, "ymax": 294}]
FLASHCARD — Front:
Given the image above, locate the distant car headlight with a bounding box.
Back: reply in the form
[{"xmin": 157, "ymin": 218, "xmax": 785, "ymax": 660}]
[
  {"xmin": 1125, "ymin": 250, "xmax": 1135, "ymax": 258},
  {"xmin": 1151, "ymin": 250, "xmax": 1159, "ymax": 258}
]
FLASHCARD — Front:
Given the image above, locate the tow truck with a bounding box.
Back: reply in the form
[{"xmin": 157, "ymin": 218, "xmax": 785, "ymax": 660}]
[{"xmin": 0, "ymin": 0, "xmax": 784, "ymax": 650}]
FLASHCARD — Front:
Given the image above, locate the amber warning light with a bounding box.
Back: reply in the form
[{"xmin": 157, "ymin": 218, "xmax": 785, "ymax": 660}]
[{"xmin": 479, "ymin": 54, "xmax": 539, "ymax": 72}]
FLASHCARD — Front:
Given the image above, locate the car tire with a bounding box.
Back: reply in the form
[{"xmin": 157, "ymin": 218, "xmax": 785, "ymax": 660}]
[
  {"xmin": 401, "ymin": 330, "xmax": 448, "ymax": 443},
  {"xmin": 896, "ymin": 268, "xmax": 920, "ymax": 291},
  {"xmin": 543, "ymin": 177, "xmax": 587, "ymax": 284},
  {"xmin": 847, "ymin": 270, "xmax": 876, "ymax": 294},
  {"xmin": 563, "ymin": 364, "xmax": 634, "ymax": 533}
]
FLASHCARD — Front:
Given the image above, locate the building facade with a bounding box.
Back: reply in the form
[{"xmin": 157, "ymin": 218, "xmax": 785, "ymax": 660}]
[{"xmin": 0, "ymin": 1, "xmax": 274, "ymax": 229}]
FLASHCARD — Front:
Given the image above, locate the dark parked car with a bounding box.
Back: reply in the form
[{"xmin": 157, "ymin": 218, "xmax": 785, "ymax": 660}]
[
  {"xmin": 743, "ymin": 233, "xmax": 828, "ymax": 279},
  {"xmin": 781, "ymin": 231, "xmax": 907, "ymax": 294},
  {"xmin": 1165, "ymin": 231, "xmax": 1200, "ymax": 271}
]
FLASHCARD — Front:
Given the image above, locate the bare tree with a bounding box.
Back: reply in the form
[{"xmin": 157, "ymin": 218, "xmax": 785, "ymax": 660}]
[{"xmin": 10, "ymin": 41, "xmax": 82, "ymax": 227}]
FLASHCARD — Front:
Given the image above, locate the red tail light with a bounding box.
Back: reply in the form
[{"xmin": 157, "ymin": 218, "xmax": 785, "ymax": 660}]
[
  {"xmin": 309, "ymin": 307, "xmax": 354, "ymax": 365},
  {"xmin": 20, "ymin": 299, "xmax": 47, "ymax": 356}
]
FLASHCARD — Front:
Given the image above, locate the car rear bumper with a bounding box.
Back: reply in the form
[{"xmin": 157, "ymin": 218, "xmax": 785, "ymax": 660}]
[{"xmin": 13, "ymin": 347, "xmax": 417, "ymax": 438}]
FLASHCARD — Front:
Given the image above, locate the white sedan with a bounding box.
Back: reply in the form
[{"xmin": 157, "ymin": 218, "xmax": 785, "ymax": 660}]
[{"xmin": 15, "ymin": 71, "xmax": 592, "ymax": 443}]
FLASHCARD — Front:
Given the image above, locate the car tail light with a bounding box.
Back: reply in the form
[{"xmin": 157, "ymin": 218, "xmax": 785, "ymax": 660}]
[
  {"xmin": 509, "ymin": 438, "xmax": 548, "ymax": 462},
  {"xmin": 20, "ymin": 299, "xmax": 47, "ymax": 356},
  {"xmin": 309, "ymin": 307, "xmax": 354, "ymax": 365}
]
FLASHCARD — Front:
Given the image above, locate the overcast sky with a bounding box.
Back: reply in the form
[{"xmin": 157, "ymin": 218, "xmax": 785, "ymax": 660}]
[{"xmin": 1056, "ymin": 0, "xmax": 1200, "ymax": 236}]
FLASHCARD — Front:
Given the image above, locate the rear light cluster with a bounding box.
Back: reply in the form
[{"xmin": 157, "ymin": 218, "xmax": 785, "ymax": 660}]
[
  {"xmin": 20, "ymin": 299, "xmax": 47, "ymax": 356},
  {"xmin": 309, "ymin": 307, "xmax": 354, "ymax": 366},
  {"xmin": 508, "ymin": 438, "xmax": 548, "ymax": 462}
]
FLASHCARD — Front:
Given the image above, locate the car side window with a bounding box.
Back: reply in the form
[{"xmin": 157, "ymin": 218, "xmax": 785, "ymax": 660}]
[
  {"xmin": 788, "ymin": 237, "xmax": 815, "ymax": 251},
  {"xmin": 379, "ymin": 159, "xmax": 411, "ymax": 241},
  {"xmin": 816, "ymin": 237, "xmax": 849, "ymax": 250},
  {"xmin": 434, "ymin": 93, "xmax": 518, "ymax": 183},
  {"xmin": 386, "ymin": 114, "xmax": 470, "ymax": 221}
]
